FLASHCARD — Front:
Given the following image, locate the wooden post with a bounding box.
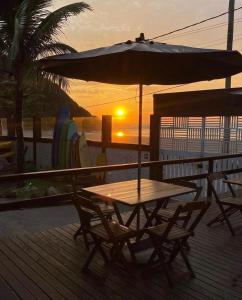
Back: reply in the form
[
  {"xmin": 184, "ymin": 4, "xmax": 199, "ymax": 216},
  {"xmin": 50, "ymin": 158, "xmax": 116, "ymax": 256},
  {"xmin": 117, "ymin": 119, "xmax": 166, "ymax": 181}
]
[
  {"xmin": 225, "ymin": 0, "xmax": 235, "ymax": 88},
  {"xmin": 149, "ymin": 115, "xmax": 161, "ymax": 180},
  {"xmin": 223, "ymin": 0, "xmax": 235, "ymax": 153},
  {"xmin": 33, "ymin": 117, "xmax": 41, "ymax": 166},
  {"xmin": 207, "ymin": 159, "xmax": 214, "ymax": 198},
  {"xmin": 102, "ymin": 115, "xmax": 112, "ymax": 153},
  {"xmin": 7, "ymin": 114, "xmax": 15, "ymax": 138},
  {"xmin": 0, "ymin": 119, "xmax": 2, "ymax": 136}
]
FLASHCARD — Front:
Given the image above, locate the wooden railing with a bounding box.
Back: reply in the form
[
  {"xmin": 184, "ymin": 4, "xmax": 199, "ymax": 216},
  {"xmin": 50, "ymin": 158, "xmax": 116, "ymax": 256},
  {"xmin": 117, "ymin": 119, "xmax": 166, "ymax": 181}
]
[
  {"xmin": 1, "ymin": 114, "xmax": 242, "ymax": 211},
  {"xmin": 0, "ymin": 153, "xmax": 242, "ymax": 211}
]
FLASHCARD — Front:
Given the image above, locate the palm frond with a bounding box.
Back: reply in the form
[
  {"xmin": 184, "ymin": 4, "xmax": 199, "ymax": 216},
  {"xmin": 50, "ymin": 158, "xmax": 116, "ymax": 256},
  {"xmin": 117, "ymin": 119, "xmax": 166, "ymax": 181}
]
[
  {"xmin": 22, "ymin": 60, "xmax": 69, "ymax": 92},
  {"xmin": 38, "ymin": 71, "xmax": 69, "ymax": 91},
  {"xmin": 36, "ymin": 42, "xmax": 77, "ymax": 59},
  {"xmin": 9, "ymin": 0, "xmax": 31, "ymax": 65},
  {"xmin": 0, "ymin": 38, "xmax": 6, "ymax": 55},
  {"xmin": 25, "ymin": 0, "xmax": 52, "ymax": 17},
  {"xmin": 0, "ymin": 10, "xmax": 16, "ymax": 48},
  {"xmin": 29, "ymin": 2, "xmax": 92, "ymax": 52},
  {"xmin": 21, "ymin": 0, "xmax": 52, "ymax": 33}
]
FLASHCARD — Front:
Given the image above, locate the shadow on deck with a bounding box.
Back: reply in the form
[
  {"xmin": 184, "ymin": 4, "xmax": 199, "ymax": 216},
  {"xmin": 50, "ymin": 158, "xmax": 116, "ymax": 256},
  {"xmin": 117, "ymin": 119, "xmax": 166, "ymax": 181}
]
[{"xmin": 1, "ymin": 202, "xmax": 242, "ymax": 300}]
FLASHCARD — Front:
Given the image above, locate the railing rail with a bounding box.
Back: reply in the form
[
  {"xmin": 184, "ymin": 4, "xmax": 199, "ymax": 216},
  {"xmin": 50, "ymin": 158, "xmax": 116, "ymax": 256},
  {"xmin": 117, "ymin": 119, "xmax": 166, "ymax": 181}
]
[
  {"xmin": 0, "ymin": 153, "xmax": 241, "ymax": 181},
  {"xmin": 0, "ymin": 153, "xmax": 241, "ymax": 211}
]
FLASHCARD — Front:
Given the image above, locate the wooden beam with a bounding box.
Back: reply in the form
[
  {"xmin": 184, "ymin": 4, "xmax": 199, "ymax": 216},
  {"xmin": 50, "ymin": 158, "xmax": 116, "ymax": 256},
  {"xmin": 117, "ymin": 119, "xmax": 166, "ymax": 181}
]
[
  {"xmin": 149, "ymin": 115, "xmax": 161, "ymax": 180},
  {"xmin": 7, "ymin": 115, "xmax": 15, "ymax": 138},
  {"xmin": 33, "ymin": 117, "xmax": 41, "ymax": 166},
  {"xmin": 101, "ymin": 115, "xmax": 112, "ymax": 152}
]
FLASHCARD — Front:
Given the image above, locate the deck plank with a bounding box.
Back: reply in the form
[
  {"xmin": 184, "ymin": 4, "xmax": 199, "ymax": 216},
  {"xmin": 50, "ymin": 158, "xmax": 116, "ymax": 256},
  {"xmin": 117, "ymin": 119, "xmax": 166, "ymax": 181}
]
[
  {"xmin": 0, "ymin": 274, "xmax": 20, "ymax": 300},
  {"xmin": 0, "ymin": 201, "xmax": 242, "ymax": 299},
  {"xmin": 0, "ymin": 241, "xmax": 63, "ymax": 300}
]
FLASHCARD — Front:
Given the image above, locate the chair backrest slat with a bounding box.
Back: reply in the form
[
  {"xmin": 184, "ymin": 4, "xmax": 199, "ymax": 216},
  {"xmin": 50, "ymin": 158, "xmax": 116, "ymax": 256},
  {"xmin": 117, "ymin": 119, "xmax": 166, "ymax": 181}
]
[
  {"xmin": 169, "ymin": 180, "xmax": 202, "ymax": 201},
  {"xmin": 207, "ymin": 172, "xmax": 236, "ymax": 201},
  {"xmin": 162, "ymin": 201, "xmax": 210, "ymax": 239},
  {"xmin": 73, "ymin": 194, "xmax": 114, "ymax": 239}
]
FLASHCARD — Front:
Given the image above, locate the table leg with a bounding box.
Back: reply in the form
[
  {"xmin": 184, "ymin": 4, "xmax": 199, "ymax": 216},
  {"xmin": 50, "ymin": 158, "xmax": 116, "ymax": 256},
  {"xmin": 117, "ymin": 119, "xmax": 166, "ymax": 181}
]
[
  {"xmin": 113, "ymin": 202, "xmax": 124, "ymax": 225},
  {"xmin": 144, "ymin": 198, "xmax": 167, "ymax": 228},
  {"xmin": 125, "ymin": 206, "xmax": 139, "ymax": 227},
  {"xmin": 112, "ymin": 203, "xmax": 140, "ymax": 229},
  {"xmin": 137, "ymin": 206, "xmax": 140, "ymax": 231},
  {"xmin": 142, "ymin": 204, "xmax": 150, "ymax": 220}
]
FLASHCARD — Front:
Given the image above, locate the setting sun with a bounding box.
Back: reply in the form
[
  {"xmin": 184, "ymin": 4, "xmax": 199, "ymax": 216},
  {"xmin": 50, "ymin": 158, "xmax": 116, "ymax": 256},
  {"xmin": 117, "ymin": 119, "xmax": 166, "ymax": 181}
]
[{"xmin": 114, "ymin": 107, "xmax": 126, "ymax": 118}]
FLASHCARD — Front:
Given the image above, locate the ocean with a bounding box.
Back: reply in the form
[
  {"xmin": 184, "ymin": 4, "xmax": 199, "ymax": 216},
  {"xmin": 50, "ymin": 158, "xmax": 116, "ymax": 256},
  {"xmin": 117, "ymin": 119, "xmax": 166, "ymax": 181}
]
[{"xmin": 1, "ymin": 124, "xmax": 150, "ymax": 145}]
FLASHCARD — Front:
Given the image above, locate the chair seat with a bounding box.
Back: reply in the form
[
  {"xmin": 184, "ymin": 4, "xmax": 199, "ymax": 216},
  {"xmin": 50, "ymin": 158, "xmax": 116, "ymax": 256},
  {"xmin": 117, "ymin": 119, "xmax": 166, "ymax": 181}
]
[
  {"xmin": 147, "ymin": 223, "xmax": 191, "ymax": 241},
  {"xmin": 220, "ymin": 196, "xmax": 242, "ymax": 207},
  {"xmin": 90, "ymin": 221, "xmax": 136, "ymax": 241},
  {"xmin": 82, "ymin": 203, "xmax": 114, "ymax": 219},
  {"xmin": 157, "ymin": 207, "xmax": 187, "ymax": 220}
]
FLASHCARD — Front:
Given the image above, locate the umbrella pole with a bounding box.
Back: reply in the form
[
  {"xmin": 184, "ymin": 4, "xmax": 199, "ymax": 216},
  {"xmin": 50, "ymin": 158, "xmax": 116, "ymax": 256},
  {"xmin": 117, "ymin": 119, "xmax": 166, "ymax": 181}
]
[{"xmin": 138, "ymin": 83, "xmax": 143, "ymax": 194}]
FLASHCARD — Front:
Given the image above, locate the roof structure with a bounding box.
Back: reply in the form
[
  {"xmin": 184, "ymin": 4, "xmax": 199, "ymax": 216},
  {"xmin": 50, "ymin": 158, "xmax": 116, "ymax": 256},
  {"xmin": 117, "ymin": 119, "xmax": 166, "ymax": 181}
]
[{"xmin": 153, "ymin": 87, "xmax": 242, "ymax": 116}]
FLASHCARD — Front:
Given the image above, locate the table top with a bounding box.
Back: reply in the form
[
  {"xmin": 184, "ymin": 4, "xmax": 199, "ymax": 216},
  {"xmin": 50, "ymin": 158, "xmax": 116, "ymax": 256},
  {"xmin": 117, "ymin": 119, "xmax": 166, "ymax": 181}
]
[
  {"xmin": 82, "ymin": 178, "xmax": 195, "ymax": 206},
  {"xmin": 224, "ymin": 178, "xmax": 242, "ymax": 186}
]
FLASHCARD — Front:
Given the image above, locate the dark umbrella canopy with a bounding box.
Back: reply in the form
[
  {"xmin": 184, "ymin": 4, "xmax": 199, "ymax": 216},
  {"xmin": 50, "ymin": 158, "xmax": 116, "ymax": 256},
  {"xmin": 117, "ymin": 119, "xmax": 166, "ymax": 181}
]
[{"xmin": 40, "ymin": 39, "xmax": 242, "ymax": 85}]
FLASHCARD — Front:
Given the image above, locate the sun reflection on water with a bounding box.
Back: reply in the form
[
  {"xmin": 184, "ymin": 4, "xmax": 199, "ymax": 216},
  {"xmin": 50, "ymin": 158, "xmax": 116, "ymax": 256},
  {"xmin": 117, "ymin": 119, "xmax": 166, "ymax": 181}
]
[{"xmin": 116, "ymin": 131, "xmax": 124, "ymax": 137}]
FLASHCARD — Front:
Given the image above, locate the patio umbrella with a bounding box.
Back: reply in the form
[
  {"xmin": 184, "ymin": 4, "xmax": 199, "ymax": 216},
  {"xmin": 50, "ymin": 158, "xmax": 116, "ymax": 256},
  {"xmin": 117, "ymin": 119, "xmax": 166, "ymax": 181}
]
[{"xmin": 40, "ymin": 33, "xmax": 242, "ymax": 191}]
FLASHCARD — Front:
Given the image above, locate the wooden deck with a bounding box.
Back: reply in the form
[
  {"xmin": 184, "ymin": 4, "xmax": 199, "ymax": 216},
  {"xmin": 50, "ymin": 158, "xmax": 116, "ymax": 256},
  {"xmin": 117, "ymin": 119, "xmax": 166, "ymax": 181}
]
[{"xmin": 1, "ymin": 203, "xmax": 242, "ymax": 300}]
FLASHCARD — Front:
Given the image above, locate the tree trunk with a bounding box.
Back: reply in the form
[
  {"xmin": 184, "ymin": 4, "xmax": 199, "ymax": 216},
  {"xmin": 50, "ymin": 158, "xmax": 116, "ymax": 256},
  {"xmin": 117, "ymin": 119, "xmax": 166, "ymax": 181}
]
[{"xmin": 15, "ymin": 73, "xmax": 24, "ymax": 173}]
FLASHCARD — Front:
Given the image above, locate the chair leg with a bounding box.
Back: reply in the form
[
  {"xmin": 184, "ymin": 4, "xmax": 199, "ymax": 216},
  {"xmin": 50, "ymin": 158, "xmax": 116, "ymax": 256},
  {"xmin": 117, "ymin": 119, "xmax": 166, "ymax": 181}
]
[
  {"xmin": 97, "ymin": 243, "xmax": 109, "ymax": 263},
  {"xmin": 183, "ymin": 240, "xmax": 191, "ymax": 251},
  {"xmin": 207, "ymin": 207, "xmax": 237, "ymax": 226},
  {"xmin": 127, "ymin": 240, "xmax": 137, "ymax": 263},
  {"xmin": 82, "ymin": 244, "xmax": 98, "ymax": 271},
  {"xmin": 151, "ymin": 237, "xmax": 173, "ymax": 288},
  {"xmin": 74, "ymin": 225, "xmax": 82, "ymax": 240},
  {"xmin": 178, "ymin": 240, "xmax": 195, "ymax": 278},
  {"xmin": 207, "ymin": 204, "xmax": 236, "ymax": 236},
  {"xmin": 168, "ymin": 241, "xmax": 180, "ymax": 264},
  {"xmin": 113, "ymin": 242, "xmax": 127, "ymax": 264},
  {"xmin": 148, "ymin": 249, "xmax": 157, "ymax": 264},
  {"xmin": 218, "ymin": 204, "xmax": 236, "ymax": 236},
  {"xmin": 107, "ymin": 213, "xmax": 112, "ymax": 221},
  {"xmin": 109, "ymin": 242, "xmax": 127, "ymax": 266},
  {"xmin": 82, "ymin": 230, "xmax": 90, "ymax": 250},
  {"xmin": 74, "ymin": 223, "xmax": 91, "ymax": 250}
]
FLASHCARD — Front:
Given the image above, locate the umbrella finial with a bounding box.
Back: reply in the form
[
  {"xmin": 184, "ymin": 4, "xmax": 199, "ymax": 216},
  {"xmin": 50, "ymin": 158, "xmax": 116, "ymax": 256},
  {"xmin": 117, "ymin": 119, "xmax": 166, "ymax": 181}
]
[{"xmin": 136, "ymin": 33, "xmax": 145, "ymax": 42}]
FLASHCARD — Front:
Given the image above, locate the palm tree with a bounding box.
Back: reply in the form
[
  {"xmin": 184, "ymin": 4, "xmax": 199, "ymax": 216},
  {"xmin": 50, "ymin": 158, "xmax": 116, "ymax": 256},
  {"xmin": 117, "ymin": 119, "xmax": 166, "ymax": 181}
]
[{"xmin": 0, "ymin": 0, "xmax": 91, "ymax": 172}]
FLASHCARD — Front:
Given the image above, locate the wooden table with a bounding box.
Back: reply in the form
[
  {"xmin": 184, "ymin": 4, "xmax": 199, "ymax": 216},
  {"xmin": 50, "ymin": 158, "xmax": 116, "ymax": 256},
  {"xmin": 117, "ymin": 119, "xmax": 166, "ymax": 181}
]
[{"xmin": 82, "ymin": 178, "xmax": 195, "ymax": 230}]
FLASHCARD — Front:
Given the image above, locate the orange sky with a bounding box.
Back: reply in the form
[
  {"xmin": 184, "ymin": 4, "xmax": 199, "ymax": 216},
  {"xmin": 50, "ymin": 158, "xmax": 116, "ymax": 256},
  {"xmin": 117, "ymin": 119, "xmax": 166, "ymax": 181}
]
[{"xmin": 51, "ymin": 0, "xmax": 242, "ymax": 127}]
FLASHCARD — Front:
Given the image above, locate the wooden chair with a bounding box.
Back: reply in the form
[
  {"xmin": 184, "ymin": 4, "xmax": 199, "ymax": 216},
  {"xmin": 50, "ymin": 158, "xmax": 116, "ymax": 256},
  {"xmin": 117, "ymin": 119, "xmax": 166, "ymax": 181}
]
[
  {"xmin": 207, "ymin": 172, "xmax": 242, "ymax": 236},
  {"xmin": 145, "ymin": 201, "xmax": 210, "ymax": 287},
  {"xmin": 72, "ymin": 178, "xmax": 114, "ymax": 249},
  {"xmin": 154, "ymin": 181, "xmax": 202, "ymax": 223},
  {"xmin": 73, "ymin": 194, "xmax": 137, "ymax": 274}
]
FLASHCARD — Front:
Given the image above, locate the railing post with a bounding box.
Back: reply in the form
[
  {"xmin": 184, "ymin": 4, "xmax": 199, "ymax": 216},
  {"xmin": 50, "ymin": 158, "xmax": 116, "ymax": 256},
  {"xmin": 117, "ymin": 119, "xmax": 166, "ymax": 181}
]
[
  {"xmin": 102, "ymin": 115, "xmax": 112, "ymax": 153},
  {"xmin": 0, "ymin": 119, "xmax": 2, "ymax": 136},
  {"xmin": 33, "ymin": 117, "xmax": 41, "ymax": 166},
  {"xmin": 7, "ymin": 114, "xmax": 15, "ymax": 138},
  {"xmin": 207, "ymin": 159, "xmax": 214, "ymax": 198},
  {"xmin": 149, "ymin": 115, "xmax": 161, "ymax": 180}
]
